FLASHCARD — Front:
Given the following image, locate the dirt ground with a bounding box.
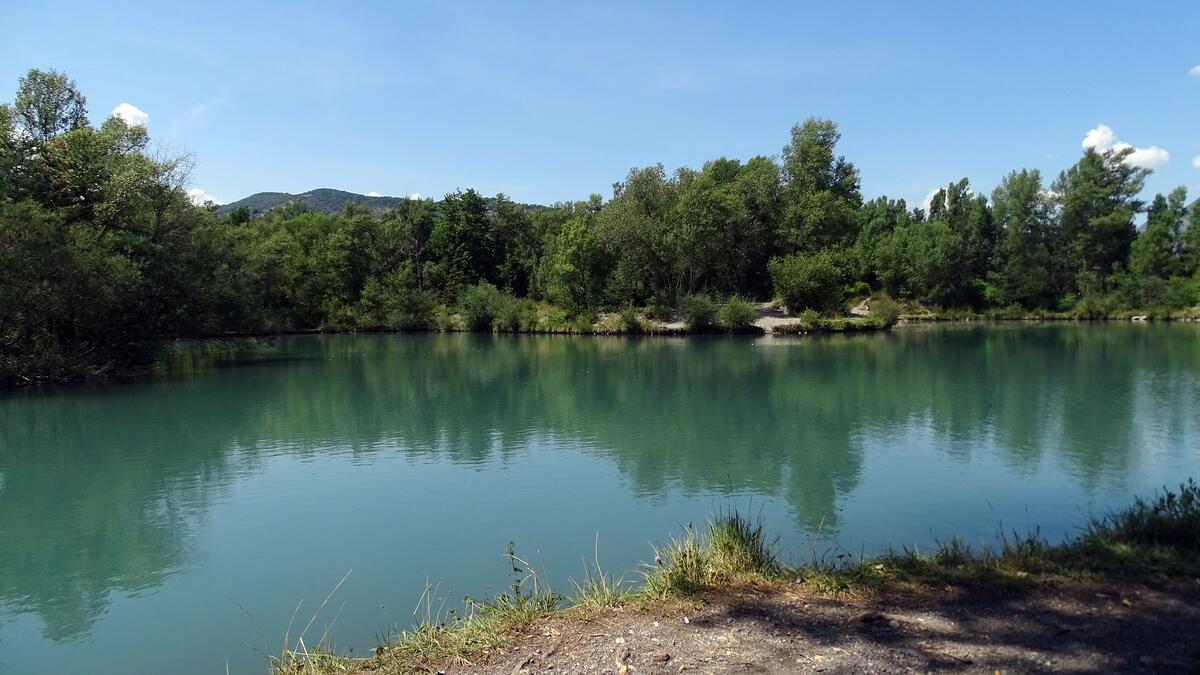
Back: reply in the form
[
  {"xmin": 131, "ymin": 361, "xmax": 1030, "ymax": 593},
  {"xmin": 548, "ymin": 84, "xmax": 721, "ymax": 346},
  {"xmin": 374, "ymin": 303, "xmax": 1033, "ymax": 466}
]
[{"xmin": 442, "ymin": 578, "xmax": 1200, "ymax": 674}]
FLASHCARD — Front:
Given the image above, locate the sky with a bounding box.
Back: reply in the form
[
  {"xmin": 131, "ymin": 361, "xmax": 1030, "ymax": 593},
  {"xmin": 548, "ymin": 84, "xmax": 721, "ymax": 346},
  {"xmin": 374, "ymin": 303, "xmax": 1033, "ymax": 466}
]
[{"xmin": 2, "ymin": 1, "xmax": 1198, "ymax": 208}]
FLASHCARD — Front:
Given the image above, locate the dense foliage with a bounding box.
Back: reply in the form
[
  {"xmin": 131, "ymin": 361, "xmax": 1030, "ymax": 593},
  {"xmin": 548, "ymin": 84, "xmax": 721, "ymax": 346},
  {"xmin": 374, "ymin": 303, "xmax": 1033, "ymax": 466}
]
[{"xmin": 2, "ymin": 68, "xmax": 1197, "ymax": 384}]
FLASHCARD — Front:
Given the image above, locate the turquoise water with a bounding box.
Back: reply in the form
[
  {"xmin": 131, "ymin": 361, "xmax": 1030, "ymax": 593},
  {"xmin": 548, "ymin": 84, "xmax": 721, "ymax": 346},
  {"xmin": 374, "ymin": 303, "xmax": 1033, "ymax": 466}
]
[{"xmin": 1, "ymin": 325, "xmax": 1197, "ymax": 673}]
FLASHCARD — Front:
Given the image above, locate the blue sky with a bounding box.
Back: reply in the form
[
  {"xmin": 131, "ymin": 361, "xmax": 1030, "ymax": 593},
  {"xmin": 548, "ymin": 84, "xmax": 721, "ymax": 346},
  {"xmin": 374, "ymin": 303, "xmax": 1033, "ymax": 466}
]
[{"xmin": 2, "ymin": 1, "xmax": 1198, "ymax": 207}]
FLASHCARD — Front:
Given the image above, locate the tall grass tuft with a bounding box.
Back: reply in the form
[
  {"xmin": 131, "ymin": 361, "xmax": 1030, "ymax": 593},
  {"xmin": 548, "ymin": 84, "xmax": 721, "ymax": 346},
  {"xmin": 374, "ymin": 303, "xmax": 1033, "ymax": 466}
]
[
  {"xmin": 1092, "ymin": 479, "xmax": 1200, "ymax": 551},
  {"xmin": 642, "ymin": 508, "xmax": 780, "ymax": 597},
  {"xmin": 707, "ymin": 507, "xmax": 778, "ymax": 579},
  {"xmin": 641, "ymin": 524, "xmax": 707, "ymax": 597},
  {"xmin": 570, "ymin": 535, "xmax": 631, "ymax": 615}
]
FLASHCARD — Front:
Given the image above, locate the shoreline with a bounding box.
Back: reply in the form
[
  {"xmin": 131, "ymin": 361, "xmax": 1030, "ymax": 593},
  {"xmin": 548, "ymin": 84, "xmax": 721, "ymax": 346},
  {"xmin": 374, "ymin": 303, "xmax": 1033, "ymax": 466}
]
[
  {"xmin": 10, "ymin": 314, "xmax": 1197, "ymax": 389},
  {"xmin": 273, "ymin": 482, "xmax": 1200, "ymax": 674}
]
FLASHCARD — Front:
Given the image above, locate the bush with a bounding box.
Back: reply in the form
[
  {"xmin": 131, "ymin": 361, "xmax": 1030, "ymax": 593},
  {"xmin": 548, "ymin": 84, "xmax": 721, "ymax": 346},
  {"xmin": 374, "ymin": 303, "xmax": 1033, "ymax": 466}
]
[
  {"xmin": 679, "ymin": 293, "xmax": 716, "ymax": 330},
  {"xmin": 459, "ymin": 282, "xmax": 506, "ymax": 331},
  {"xmin": 716, "ymin": 297, "xmax": 757, "ymax": 331},
  {"xmin": 798, "ymin": 308, "xmax": 821, "ymax": 326},
  {"xmin": 868, "ymin": 293, "xmax": 901, "ymax": 328},
  {"xmin": 645, "ymin": 298, "xmax": 674, "ymax": 322},
  {"xmin": 492, "ymin": 295, "xmax": 522, "ymax": 331},
  {"xmin": 1073, "ymin": 292, "xmax": 1116, "ymax": 319},
  {"xmin": 491, "ymin": 297, "xmax": 537, "ymax": 332},
  {"xmin": 618, "ymin": 305, "xmax": 641, "ymax": 333},
  {"xmin": 390, "ymin": 288, "xmax": 435, "ymax": 330},
  {"xmin": 768, "ymin": 251, "xmax": 844, "ymax": 314}
]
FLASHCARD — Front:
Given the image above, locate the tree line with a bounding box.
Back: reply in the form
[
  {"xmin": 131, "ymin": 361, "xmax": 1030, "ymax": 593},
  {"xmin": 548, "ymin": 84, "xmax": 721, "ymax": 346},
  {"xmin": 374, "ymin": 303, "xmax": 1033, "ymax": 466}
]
[{"xmin": 2, "ymin": 68, "xmax": 1197, "ymax": 383}]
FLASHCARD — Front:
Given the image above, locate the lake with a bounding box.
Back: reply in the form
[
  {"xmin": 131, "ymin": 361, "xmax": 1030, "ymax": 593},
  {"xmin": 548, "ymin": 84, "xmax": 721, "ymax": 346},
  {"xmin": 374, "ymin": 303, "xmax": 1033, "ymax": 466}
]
[{"xmin": 1, "ymin": 325, "xmax": 1197, "ymax": 674}]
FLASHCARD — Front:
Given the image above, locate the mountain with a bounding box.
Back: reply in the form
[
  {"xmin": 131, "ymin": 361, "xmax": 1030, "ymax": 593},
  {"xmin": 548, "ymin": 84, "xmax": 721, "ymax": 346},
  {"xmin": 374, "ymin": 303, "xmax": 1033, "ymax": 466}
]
[
  {"xmin": 216, "ymin": 188, "xmax": 412, "ymax": 215},
  {"xmin": 216, "ymin": 188, "xmax": 548, "ymax": 217}
]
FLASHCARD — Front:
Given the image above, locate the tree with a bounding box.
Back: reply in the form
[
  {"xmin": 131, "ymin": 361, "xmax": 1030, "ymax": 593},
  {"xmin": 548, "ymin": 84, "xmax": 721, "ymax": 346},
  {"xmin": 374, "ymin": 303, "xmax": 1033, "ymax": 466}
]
[
  {"xmin": 429, "ymin": 188, "xmax": 493, "ymax": 301},
  {"xmin": 991, "ymin": 170, "xmax": 1056, "ymax": 308},
  {"xmin": 1053, "ymin": 148, "xmax": 1147, "ymax": 296},
  {"xmin": 1181, "ymin": 199, "xmax": 1200, "ymax": 279},
  {"xmin": 596, "ymin": 165, "xmax": 681, "ymax": 304},
  {"xmin": 491, "ymin": 194, "xmax": 536, "ymax": 296},
  {"xmin": 768, "ymin": 250, "xmax": 845, "ymax": 313},
  {"xmin": 778, "ymin": 118, "xmax": 862, "ymax": 253},
  {"xmin": 539, "ymin": 209, "xmax": 609, "ymax": 314},
  {"xmin": 14, "ymin": 68, "xmax": 88, "ymax": 143},
  {"xmin": 1130, "ymin": 189, "xmax": 1187, "ymax": 281}
]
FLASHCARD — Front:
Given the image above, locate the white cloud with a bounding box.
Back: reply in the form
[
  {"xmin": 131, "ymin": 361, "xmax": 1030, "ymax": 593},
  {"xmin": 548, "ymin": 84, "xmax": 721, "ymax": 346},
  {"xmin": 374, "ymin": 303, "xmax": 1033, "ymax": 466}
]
[
  {"xmin": 1080, "ymin": 123, "xmax": 1169, "ymax": 169},
  {"xmin": 367, "ymin": 191, "xmax": 382, "ymax": 197},
  {"xmin": 1190, "ymin": 64, "xmax": 1200, "ymax": 77},
  {"xmin": 408, "ymin": 192, "xmax": 422, "ymax": 200},
  {"xmin": 187, "ymin": 187, "xmax": 222, "ymax": 206},
  {"xmin": 1124, "ymin": 145, "xmax": 1169, "ymax": 169},
  {"xmin": 919, "ymin": 188, "xmax": 940, "ymax": 212},
  {"xmin": 1082, "ymin": 124, "xmax": 1117, "ymax": 151},
  {"xmin": 110, "ymin": 102, "xmax": 149, "ymax": 127},
  {"xmin": 1192, "ymin": 155, "xmax": 1200, "ymax": 170}
]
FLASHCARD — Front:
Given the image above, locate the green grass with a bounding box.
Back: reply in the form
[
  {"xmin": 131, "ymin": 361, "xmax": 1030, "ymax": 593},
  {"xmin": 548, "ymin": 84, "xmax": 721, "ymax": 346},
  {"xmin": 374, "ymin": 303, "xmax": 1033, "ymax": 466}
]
[
  {"xmin": 772, "ymin": 315, "xmax": 888, "ymax": 333},
  {"xmin": 272, "ymin": 482, "xmax": 1200, "ymax": 674}
]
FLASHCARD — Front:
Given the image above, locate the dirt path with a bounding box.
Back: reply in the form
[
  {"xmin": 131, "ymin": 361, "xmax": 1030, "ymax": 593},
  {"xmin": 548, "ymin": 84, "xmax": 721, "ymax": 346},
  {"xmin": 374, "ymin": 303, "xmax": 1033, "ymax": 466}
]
[
  {"xmin": 752, "ymin": 303, "xmax": 793, "ymax": 333},
  {"xmin": 443, "ymin": 579, "xmax": 1200, "ymax": 674}
]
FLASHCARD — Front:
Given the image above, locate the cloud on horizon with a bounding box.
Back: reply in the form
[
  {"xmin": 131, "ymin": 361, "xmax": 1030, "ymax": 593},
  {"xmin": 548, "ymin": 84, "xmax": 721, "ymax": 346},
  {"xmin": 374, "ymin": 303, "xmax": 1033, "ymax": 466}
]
[
  {"xmin": 110, "ymin": 102, "xmax": 149, "ymax": 127},
  {"xmin": 186, "ymin": 187, "xmax": 222, "ymax": 206},
  {"xmin": 1081, "ymin": 124, "xmax": 1169, "ymax": 169}
]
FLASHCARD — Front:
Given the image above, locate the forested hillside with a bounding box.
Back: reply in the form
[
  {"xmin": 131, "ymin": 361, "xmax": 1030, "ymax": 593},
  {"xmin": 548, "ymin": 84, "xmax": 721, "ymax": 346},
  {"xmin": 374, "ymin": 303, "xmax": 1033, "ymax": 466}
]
[
  {"xmin": 2, "ymin": 68, "xmax": 1198, "ymax": 384},
  {"xmin": 216, "ymin": 189, "xmax": 411, "ymax": 216}
]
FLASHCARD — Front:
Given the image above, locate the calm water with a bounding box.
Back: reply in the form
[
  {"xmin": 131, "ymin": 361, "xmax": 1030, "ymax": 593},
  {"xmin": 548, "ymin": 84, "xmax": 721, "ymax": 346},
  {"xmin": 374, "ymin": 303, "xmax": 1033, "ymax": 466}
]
[{"xmin": 1, "ymin": 325, "xmax": 1198, "ymax": 673}]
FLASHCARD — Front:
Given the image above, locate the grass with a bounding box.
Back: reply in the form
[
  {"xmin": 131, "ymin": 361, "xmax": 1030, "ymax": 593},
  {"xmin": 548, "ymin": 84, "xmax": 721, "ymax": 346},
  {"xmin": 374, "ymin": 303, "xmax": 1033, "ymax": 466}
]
[
  {"xmin": 271, "ymin": 481, "xmax": 1199, "ymax": 674},
  {"xmin": 772, "ymin": 315, "xmax": 888, "ymax": 333}
]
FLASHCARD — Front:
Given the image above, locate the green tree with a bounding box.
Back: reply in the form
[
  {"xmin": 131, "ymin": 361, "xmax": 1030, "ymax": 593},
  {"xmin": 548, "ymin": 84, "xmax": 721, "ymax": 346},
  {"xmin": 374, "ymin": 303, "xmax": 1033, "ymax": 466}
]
[
  {"xmin": 778, "ymin": 118, "xmax": 862, "ymax": 253},
  {"xmin": 429, "ymin": 188, "xmax": 493, "ymax": 301},
  {"xmin": 13, "ymin": 68, "xmax": 88, "ymax": 143},
  {"xmin": 539, "ymin": 208, "xmax": 609, "ymax": 314},
  {"xmin": 991, "ymin": 170, "xmax": 1056, "ymax": 308},
  {"xmin": 768, "ymin": 250, "xmax": 845, "ymax": 313},
  {"xmin": 1053, "ymin": 147, "xmax": 1147, "ymax": 296},
  {"xmin": 596, "ymin": 165, "xmax": 681, "ymax": 304}
]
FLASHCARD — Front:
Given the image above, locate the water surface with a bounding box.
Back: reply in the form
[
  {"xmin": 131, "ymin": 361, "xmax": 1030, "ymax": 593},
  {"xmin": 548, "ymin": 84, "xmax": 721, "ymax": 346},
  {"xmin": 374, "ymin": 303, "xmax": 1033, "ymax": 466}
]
[{"xmin": 1, "ymin": 325, "xmax": 1197, "ymax": 673}]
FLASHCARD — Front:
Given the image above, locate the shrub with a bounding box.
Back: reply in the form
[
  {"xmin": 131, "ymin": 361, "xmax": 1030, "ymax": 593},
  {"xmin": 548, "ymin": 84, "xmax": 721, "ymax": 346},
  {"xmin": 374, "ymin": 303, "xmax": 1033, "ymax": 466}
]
[
  {"xmin": 391, "ymin": 288, "xmax": 436, "ymax": 330},
  {"xmin": 1073, "ymin": 292, "xmax": 1116, "ymax": 319},
  {"xmin": 768, "ymin": 251, "xmax": 844, "ymax": 314},
  {"xmin": 645, "ymin": 298, "xmax": 674, "ymax": 322},
  {"xmin": 868, "ymin": 293, "xmax": 901, "ymax": 328},
  {"xmin": 1094, "ymin": 479, "xmax": 1200, "ymax": 552},
  {"xmin": 492, "ymin": 295, "xmax": 522, "ymax": 331},
  {"xmin": 798, "ymin": 308, "xmax": 821, "ymax": 326},
  {"xmin": 459, "ymin": 282, "xmax": 506, "ymax": 331},
  {"xmin": 679, "ymin": 293, "xmax": 716, "ymax": 330},
  {"xmin": 716, "ymin": 297, "xmax": 757, "ymax": 331},
  {"xmin": 618, "ymin": 305, "xmax": 641, "ymax": 333}
]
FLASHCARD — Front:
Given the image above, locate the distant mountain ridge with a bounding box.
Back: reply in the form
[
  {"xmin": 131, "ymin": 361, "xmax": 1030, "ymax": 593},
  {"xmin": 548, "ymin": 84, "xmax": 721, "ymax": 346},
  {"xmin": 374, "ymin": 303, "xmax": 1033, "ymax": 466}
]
[
  {"xmin": 216, "ymin": 188, "xmax": 549, "ymax": 216},
  {"xmin": 216, "ymin": 188, "xmax": 412, "ymax": 215}
]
